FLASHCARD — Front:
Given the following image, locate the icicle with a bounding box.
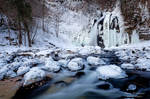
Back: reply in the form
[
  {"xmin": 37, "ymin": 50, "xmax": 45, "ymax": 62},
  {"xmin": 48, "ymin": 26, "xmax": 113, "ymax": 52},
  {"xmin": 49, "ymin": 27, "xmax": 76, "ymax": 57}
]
[{"xmin": 131, "ymin": 30, "xmax": 140, "ymax": 44}]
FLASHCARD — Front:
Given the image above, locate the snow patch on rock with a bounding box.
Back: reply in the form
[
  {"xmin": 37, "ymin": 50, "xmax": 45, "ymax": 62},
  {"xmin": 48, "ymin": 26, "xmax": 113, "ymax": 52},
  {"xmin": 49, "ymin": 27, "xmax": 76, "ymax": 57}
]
[{"xmin": 96, "ymin": 65, "xmax": 127, "ymax": 80}]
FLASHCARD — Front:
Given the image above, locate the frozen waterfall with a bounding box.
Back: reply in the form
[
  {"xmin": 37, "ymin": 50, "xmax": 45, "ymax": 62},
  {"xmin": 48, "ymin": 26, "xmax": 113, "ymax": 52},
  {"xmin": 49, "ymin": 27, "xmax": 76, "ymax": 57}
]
[
  {"xmin": 89, "ymin": 12, "xmax": 139, "ymax": 48},
  {"xmin": 89, "ymin": 16, "xmax": 105, "ymax": 46}
]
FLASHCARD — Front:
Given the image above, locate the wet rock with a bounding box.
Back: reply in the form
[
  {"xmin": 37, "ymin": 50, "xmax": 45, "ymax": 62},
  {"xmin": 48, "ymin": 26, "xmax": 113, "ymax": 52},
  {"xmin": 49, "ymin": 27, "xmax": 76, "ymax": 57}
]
[
  {"xmin": 13, "ymin": 77, "xmax": 51, "ymax": 99},
  {"xmin": 96, "ymin": 83, "xmax": 111, "ymax": 90},
  {"xmin": 0, "ymin": 77, "xmax": 22, "ymax": 99},
  {"xmin": 74, "ymin": 71, "xmax": 85, "ymax": 78},
  {"xmin": 54, "ymin": 81, "xmax": 68, "ymax": 87}
]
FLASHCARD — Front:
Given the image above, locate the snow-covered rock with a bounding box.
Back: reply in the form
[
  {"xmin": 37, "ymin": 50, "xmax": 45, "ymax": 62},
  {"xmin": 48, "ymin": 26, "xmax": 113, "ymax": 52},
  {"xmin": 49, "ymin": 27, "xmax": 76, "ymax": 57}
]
[
  {"xmin": 96, "ymin": 65, "xmax": 127, "ymax": 80},
  {"xmin": 67, "ymin": 58, "xmax": 84, "ymax": 71},
  {"xmin": 0, "ymin": 66, "xmax": 9, "ymax": 80},
  {"xmin": 23, "ymin": 67, "xmax": 46, "ymax": 86},
  {"xmin": 115, "ymin": 49, "xmax": 136, "ymax": 62},
  {"xmin": 8, "ymin": 62, "xmax": 21, "ymax": 71},
  {"xmin": 23, "ymin": 59, "xmax": 42, "ymax": 67},
  {"xmin": 78, "ymin": 46, "xmax": 101, "ymax": 55},
  {"xmin": 6, "ymin": 70, "xmax": 17, "ymax": 78},
  {"xmin": 121, "ymin": 63, "xmax": 134, "ymax": 69},
  {"xmin": 43, "ymin": 57, "xmax": 60, "ymax": 72},
  {"xmin": 135, "ymin": 58, "xmax": 150, "ymax": 71},
  {"xmin": 58, "ymin": 59, "xmax": 68, "ymax": 68},
  {"xmin": 17, "ymin": 66, "xmax": 30, "ymax": 76},
  {"xmin": 87, "ymin": 56, "xmax": 106, "ymax": 66}
]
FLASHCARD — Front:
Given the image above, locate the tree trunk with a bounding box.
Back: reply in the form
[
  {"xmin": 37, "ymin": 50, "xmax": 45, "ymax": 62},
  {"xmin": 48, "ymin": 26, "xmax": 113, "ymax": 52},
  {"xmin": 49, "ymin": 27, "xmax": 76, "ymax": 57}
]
[
  {"xmin": 23, "ymin": 19, "xmax": 31, "ymax": 47},
  {"xmin": 27, "ymin": 29, "xmax": 31, "ymax": 47},
  {"xmin": 42, "ymin": 0, "xmax": 45, "ymax": 32},
  {"xmin": 18, "ymin": 19, "xmax": 22, "ymax": 46},
  {"xmin": 7, "ymin": 18, "xmax": 11, "ymax": 45}
]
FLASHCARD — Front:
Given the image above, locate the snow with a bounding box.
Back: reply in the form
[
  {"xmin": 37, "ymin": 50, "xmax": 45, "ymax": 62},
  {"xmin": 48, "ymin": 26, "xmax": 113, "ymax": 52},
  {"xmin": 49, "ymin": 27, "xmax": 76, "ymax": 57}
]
[
  {"xmin": 23, "ymin": 67, "xmax": 46, "ymax": 86},
  {"xmin": 87, "ymin": 56, "xmax": 106, "ymax": 66},
  {"xmin": 67, "ymin": 58, "xmax": 83, "ymax": 71},
  {"xmin": 96, "ymin": 65, "xmax": 127, "ymax": 80}
]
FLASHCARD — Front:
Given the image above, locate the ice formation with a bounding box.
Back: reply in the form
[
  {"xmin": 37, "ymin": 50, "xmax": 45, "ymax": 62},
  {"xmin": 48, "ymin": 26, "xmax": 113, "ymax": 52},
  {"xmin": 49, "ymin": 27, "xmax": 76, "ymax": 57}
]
[{"xmin": 88, "ymin": 6, "xmax": 140, "ymax": 48}]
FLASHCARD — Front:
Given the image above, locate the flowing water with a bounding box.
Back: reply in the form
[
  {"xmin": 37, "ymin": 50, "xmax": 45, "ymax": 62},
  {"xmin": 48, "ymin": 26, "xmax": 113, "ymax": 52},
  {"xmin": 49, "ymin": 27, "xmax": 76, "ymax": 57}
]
[
  {"xmin": 15, "ymin": 69, "xmax": 150, "ymax": 99},
  {"xmin": 13, "ymin": 51, "xmax": 150, "ymax": 99}
]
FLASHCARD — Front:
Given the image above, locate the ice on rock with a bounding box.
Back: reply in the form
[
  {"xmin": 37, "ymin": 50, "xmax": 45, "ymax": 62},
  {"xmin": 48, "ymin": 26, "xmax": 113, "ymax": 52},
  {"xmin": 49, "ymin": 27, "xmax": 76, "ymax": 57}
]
[
  {"xmin": 87, "ymin": 56, "xmax": 106, "ymax": 66},
  {"xmin": 121, "ymin": 63, "xmax": 134, "ymax": 69},
  {"xmin": 44, "ymin": 57, "xmax": 60, "ymax": 72},
  {"xmin": 127, "ymin": 84, "xmax": 136, "ymax": 91},
  {"xmin": 23, "ymin": 67, "xmax": 46, "ymax": 86},
  {"xmin": 96, "ymin": 65, "xmax": 127, "ymax": 80},
  {"xmin": 67, "ymin": 58, "xmax": 84, "ymax": 71},
  {"xmin": 17, "ymin": 66, "xmax": 30, "ymax": 76}
]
